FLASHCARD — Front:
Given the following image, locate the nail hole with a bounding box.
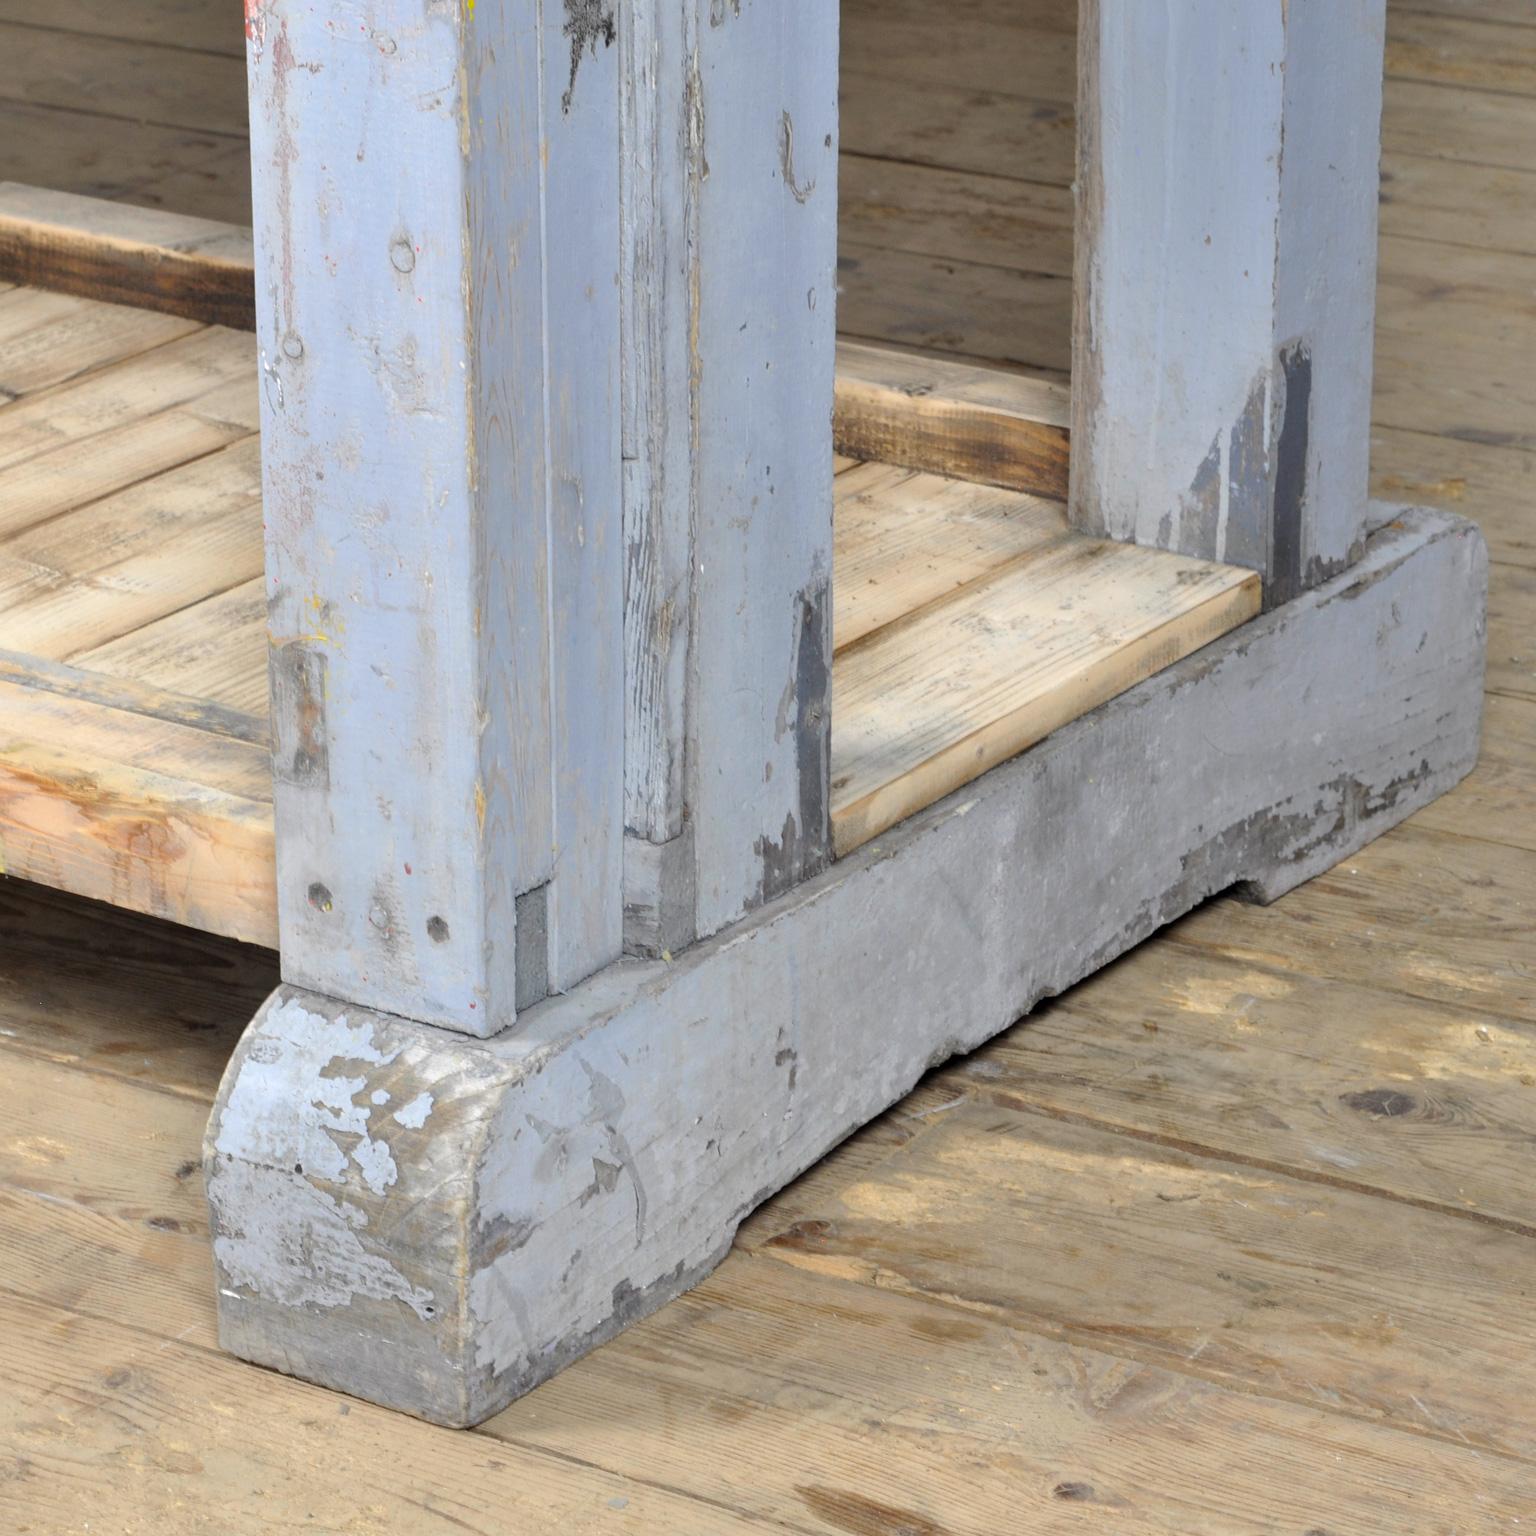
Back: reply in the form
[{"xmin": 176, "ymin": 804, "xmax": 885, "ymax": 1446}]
[
  {"xmin": 307, "ymin": 882, "xmax": 333, "ymax": 913},
  {"xmin": 427, "ymin": 915, "xmax": 450, "ymax": 943}
]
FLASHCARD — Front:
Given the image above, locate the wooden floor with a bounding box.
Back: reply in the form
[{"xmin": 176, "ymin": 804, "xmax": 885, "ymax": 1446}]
[{"xmin": 2, "ymin": 0, "xmax": 1535, "ymax": 1531}]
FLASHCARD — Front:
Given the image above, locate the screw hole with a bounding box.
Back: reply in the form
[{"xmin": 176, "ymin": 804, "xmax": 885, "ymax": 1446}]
[
  {"xmin": 307, "ymin": 882, "xmax": 333, "ymax": 913},
  {"xmin": 293, "ymin": 1162, "xmax": 303, "ymax": 1175},
  {"xmin": 427, "ymin": 915, "xmax": 450, "ymax": 943}
]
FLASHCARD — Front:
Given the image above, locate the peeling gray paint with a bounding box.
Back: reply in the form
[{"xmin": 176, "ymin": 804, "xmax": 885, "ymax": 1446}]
[
  {"xmin": 209, "ymin": 510, "xmax": 1484, "ymax": 1427},
  {"xmin": 560, "ymin": 0, "xmax": 616, "ymax": 114}
]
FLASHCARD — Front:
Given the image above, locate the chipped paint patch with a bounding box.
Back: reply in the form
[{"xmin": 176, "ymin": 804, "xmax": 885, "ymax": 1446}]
[
  {"xmin": 560, "ymin": 0, "xmax": 616, "ymax": 114},
  {"xmin": 396, "ymin": 1091, "xmax": 435, "ymax": 1129}
]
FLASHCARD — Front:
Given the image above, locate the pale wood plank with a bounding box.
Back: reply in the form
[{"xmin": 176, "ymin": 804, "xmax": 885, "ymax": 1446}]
[
  {"xmin": 1397, "ymin": 0, "xmax": 1536, "ymax": 25},
  {"xmin": 0, "ymin": 326, "xmax": 253, "ymax": 475},
  {"xmin": 0, "ymin": 101, "xmax": 238, "ymax": 209},
  {"xmin": 835, "ymin": 465, "xmax": 1072, "ymax": 650},
  {"xmin": 839, "ymin": 153, "xmax": 1073, "ymax": 274},
  {"xmin": 741, "ymin": 1096, "xmax": 1536, "ymax": 1466},
  {"xmin": 957, "ymin": 937, "xmax": 1536, "ymax": 1230},
  {"xmin": 1387, "ymin": 9, "xmax": 1536, "ymax": 95},
  {"xmin": 831, "ymin": 524, "xmax": 1261, "ymax": 855},
  {"xmin": 839, "ymin": 241, "xmax": 1071, "ymax": 374},
  {"xmin": 70, "ymin": 576, "xmax": 269, "ymax": 717},
  {"xmin": 127, "ymin": 140, "xmax": 254, "ymax": 228},
  {"xmin": 1373, "ymin": 425, "xmax": 1536, "ymax": 568},
  {"xmin": 1379, "ymin": 153, "xmax": 1536, "ymax": 255},
  {"xmin": 1170, "ymin": 824, "xmax": 1535, "ymax": 1023},
  {"xmin": 0, "ymin": 21, "xmax": 249, "ymax": 138},
  {"xmin": 0, "ymin": 182, "xmax": 255, "ymax": 328},
  {"xmin": 3, "ymin": 1006, "xmax": 1530, "ymax": 1536},
  {"xmin": 0, "ymin": 1, "xmax": 245, "ymax": 56},
  {"xmin": 834, "ymin": 340, "xmax": 1071, "ymax": 499},
  {"xmin": 0, "ymin": 436, "xmax": 264, "ymax": 661},
  {"xmin": 0, "ymin": 1290, "xmax": 769, "ymax": 1536},
  {"xmin": 0, "ymin": 374, "xmax": 259, "ymax": 540},
  {"xmin": 0, "ymin": 649, "xmax": 266, "ymax": 746},
  {"xmin": 1487, "ymin": 563, "xmax": 1535, "ymax": 700},
  {"xmin": 0, "ymin": 675, "xmax": 276, "ymax": 945},
  {"xmin": 0, "ymin": 285, "xmax": 199, "ymax": 398},
  {"xmin": 1410, "ymin": 691, "xmax": 1536, "ymax": 849}
]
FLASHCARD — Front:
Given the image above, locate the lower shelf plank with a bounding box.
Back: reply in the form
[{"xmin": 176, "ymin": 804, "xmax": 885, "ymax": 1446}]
[
  {"xmin": 0, "ymin": 666, "xmax": 274, "ymax": 945},
  {"xmin": 829, "ymin": 473, "xmax": 1262, "ymax": 855},
  {"xmin": 0, "ymin": 280, "xmax": 1261, "ymax": 941}
]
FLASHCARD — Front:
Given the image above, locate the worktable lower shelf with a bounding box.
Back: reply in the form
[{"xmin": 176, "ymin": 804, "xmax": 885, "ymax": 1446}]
[{"xmin": 0, "ymin": 282, "xmax": 1260, "ymax": 944}]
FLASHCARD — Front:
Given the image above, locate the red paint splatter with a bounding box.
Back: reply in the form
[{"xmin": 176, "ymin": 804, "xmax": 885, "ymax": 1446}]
[{"xmin": 243, "ymin": 0, "xmax": 263, "ymax": 45}]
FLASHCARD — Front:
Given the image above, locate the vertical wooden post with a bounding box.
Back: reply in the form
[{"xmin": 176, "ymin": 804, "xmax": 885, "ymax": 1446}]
[
  {"xmin": 620, "ymin": 0, "xmax": 839, "ymax": 952},
  {"xmin": 1072, "ymin": 0, "xmax": 1386, "ymax": 604},
  {"xmin": 246, "ymin": 0, "xmax": 623, "ymax": 1036}
]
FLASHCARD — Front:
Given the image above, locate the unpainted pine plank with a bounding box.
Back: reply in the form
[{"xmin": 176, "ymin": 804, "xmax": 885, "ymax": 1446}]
[
  {"xmin": 1379, "ymin": 153, "xmax": 1536, "ymax": 256},
  {"xmin": 1396, "ymin": 0, "xmax": 1536, "ymax": 26},
  {"xmin": 70, "ymin": 575, "xmax": 270, "ymax": 718},
  {"xmin": 118, "ymin": 139, "xmax": 255, "ymax": 227},
  {"xmin": 840, "ymin": 71, "xmax": 1075, "ymax": 187},
  {"xmin": 741, "ymin": 1096, "xmax": 1536, "ymax": 1468},
  {"xmin": 0, "ymin": 21, "xmax": 249, "ymax": 138},
  {"xmin": 944, "ymin": 936, "xmax": 1536, "ymax": 1231},
  {"xmin": 831, "ymin": 538, "xmax": 1261, "ymax": 854},
  {"xmin": 839, "ymin": 154, "xmax": 1074, "ymax": 276},
  {"xmin": 1372, "ymin": 425, "xmax": 1536, "ymax": 569},
  {"xmin": 1410, "ymin": 692, "xmax": 1536, "ymax": 849},
  {"xmin": 0, "ymin": 286, "xmax": 200, "ymax": 400},
  {"xmin": 836, "ymin": 77, "xmax": 1536, "ymax": 206},
  {"xmin": 1487, "ymin": 563, "xmax": 1535, "ymax": 700},
  {"xmin": 1383, "ymin": 77, "xmax": 1536, "ymax": 172},
  {"xmin": 0, "ymin": 678, "xmax": 276, "ymax": 945},
  {"xmin": 3, "ymin": 1028, "xmax": 1531, "ymax": 1536},
  {"xmin": 0, "ymin": 101, "xmax": 238, "ymax": 208},
  {"xmin": 1372, "ymin": 329, "xmax": 1536, "ymax": 451},
  {"xmin": 0, "ymin": 374, "xmax": 259, "ymax": 539},
  {"xmin": 0, "ymin": 183, "xmax": 255, "ymax": 328},
  {"xmin": 844, "ymin": 0, "xmax": 1077, "ymax": 37},
  {"xmin": 840, "ymin": 12, "xmax": 1075, "ymax": 105},
  {"xmin": 0, "ymin": 650, "xmax": 267, "ymax": 748},
  {"xmin": 838, "ymin": 241, "xmax": 1072, "ymax": 375},
  {"xmin": 0, "ymin": 325, "xmax": 253, "ymax": 475},
  {"xmin": 1386, "ymin": 9, "xmax": 1536, "ymax": 96},
  {"xmin": 0, "ymin": 436, "xmax": 265, "ymax": 661},
  {"xmin": 0, "ymin": 879, "xmax": 273, "ymax": 1099},
  {"xmin": 0, "ymin": 1293, "xmax": 773, "ymax": 1536},
  {"xmin": 834, "ymin": 340, "xmax": 1071, "ymax": 498},
  {"xmin": 0, "ymin": 1, "xmax": 245, "ymax": 56},
  {"xmin": 834, "ymin": 466, "xmax": 1072, "ymax": 651},
  {"xmin": 1168, "ymin": 823, "xmax": 1535, "ymax": 1023}
]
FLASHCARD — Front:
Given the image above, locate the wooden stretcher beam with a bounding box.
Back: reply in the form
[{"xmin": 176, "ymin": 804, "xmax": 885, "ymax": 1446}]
[
  {"xmin": 0, "ymin": 183, "xmax": 255, "ymax": 331},
  {"xmin": 0, "ymin": 187, "xmax": 1076, "ymax": 507}
]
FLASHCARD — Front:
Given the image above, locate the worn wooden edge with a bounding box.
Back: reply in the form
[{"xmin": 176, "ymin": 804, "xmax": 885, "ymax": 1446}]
[
  {"xmin": 833, "ymin": 338, "xmax": 1072, "ymax": 500},
  {"xmin": 829, "ymin": 566, "xmax": 1264, "ymax": 857},
  {"xmin": 0, "ymin": 648, "xmax": 270, "ymax": 747},
  {"xmin": 205, "ymin": 507, "xmax": 1485, "ymax": 1425},
  {"xmin": 0, "ymin": 183, "xmax": 255, "ymax": 331},
  {"xmin": 0, "ymin": 736, "xmax": 276, "ymax": 948}
]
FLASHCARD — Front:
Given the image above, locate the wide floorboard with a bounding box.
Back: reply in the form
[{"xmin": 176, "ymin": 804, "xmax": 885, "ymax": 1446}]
[{"xmin": 2, "ymin": 0, "xmax": 1534, "ymax": 1531}]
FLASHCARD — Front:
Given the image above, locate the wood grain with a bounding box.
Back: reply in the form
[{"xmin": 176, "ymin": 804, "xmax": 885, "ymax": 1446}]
[
  {"xmin": 0, "ymin": 182, "xmax": 255, "ymax": 328},
  {"xmin": 831, "ymin": 503, "xmax": 1261, "ymax": 854},
  {"xmin": 834, "ymin": 339, "xmax": 1071, "ymax": 498}
]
